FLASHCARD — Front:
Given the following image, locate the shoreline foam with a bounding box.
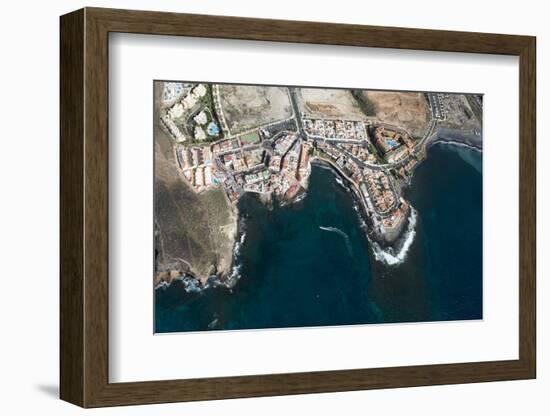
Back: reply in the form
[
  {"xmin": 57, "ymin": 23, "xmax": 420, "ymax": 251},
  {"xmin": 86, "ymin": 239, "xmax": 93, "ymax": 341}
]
[
  {"xmin": 428, "ymin": 127, "xmax": 482, "ymax": 151},
  {"xmin": 369, "ymin": 206, "xmax": 418, "ymax": 266}
]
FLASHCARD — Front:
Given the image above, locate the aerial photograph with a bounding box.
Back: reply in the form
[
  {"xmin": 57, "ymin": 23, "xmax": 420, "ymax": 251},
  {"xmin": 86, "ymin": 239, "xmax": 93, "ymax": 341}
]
[{"xmin": 153, "ymin": 81, "xmax": 483, "ymax": 333}]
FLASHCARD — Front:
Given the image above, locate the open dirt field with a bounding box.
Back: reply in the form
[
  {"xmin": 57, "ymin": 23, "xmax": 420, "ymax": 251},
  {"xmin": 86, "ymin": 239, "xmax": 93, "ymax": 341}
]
[
  {"xmin": 440, "ymin": 94, "xmax": 482, "ymax": 131},
  {"xmin": 298, "ymin": 88, "xmax": 369, "ymax": 120},
  {"xmin": 363, "ymin": 91, "xmax": 430, "ymax": 138},
  {"xmin": 218, "ymin": 85, "xmax": 292, "ymax": 134}
]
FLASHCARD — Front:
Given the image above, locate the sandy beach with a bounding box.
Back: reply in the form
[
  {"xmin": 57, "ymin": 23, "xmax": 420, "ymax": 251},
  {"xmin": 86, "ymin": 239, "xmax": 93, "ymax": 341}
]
[{"xmin": 428, "ymin": 127, "xmax": 483, "ymax": 151}]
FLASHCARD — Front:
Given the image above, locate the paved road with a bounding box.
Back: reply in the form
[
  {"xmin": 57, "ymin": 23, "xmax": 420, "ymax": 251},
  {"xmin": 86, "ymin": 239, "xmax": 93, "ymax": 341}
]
[
  {"xmin": 309, "ymin": 136, "xmax": 364, "ymax": 145},
  {"xmin": 288, "ymin": 88, "xmax": 306, "ymax": 137}
]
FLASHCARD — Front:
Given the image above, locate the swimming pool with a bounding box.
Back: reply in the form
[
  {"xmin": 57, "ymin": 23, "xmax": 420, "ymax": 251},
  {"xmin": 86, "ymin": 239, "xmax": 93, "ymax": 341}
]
[
  {"xmin": 386, "ymin": 139, "xmax": 398, "ymax": 148},
  {"xmin": 207, "ymin": 121, "xmax": 220, "ymax": 136}
]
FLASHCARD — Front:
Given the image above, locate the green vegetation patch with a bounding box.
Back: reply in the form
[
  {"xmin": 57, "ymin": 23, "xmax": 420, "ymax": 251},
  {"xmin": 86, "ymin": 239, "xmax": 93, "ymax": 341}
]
[
  {"xmin": 367, "ymin": 143, "xmax": 386, "ymax": 164},
  {"xmin": 313, "ymin": 147, "xmax": 331, "ymax": 161},
  {"xmin": 240, "ymin": 131, "xmax": 261, "ymax": 144}
]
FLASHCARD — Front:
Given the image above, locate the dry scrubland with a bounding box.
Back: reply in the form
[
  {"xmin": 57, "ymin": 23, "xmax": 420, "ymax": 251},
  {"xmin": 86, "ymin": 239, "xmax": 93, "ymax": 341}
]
[
  {"xmin": 219, "ymin": 85, "xmax": 292, "ymax": 134},
  {"xmin": 299, "ymin": 88, "xmax": 369, "ymax": 120},
  {"xmin": 363, "ymin": 91, "xmax": 430, "ymax": 138},
  {"xmin": 154, "ymin": 123, "xmax": 236, "ymax": 283}
]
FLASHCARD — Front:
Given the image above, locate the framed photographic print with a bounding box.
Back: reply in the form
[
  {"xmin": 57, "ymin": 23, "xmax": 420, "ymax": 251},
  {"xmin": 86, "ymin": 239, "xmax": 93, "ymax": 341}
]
[{"xmin": 60, "ymin": 7, "xmax": 536, "ymax": 407}]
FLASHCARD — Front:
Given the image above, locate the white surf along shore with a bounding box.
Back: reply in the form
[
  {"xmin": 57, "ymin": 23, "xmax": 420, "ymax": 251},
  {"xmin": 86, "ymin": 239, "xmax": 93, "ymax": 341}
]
[{"xmin": 369, "ymin": 206, "xmax": 418, "ymax": 266}]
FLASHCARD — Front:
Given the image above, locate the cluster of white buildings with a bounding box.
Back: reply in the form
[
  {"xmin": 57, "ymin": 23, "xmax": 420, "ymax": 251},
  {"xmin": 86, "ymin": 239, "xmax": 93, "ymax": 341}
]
[
  {"xmin": 175, "ymin": 145, "xmax": 215, "ymax": 192},
  {"xmin": 282, "ymin": 140, "xmax": 301, "ymax": 173},
  {"xmin": 396, "ymin": 158, "xmax": 419, "ymax": 179},
  {"xmin": 176, "ymin": 145, "xmax": 211, "ymax": 169},
  {"xmin": 192, "ymin": 109, "xmax": 210, "ymax": 142},
  {"xmin": 337, "ymin": 142, "xmax": 378, "ymax": 164},
  {"xmin": 161, "ymin": 83, "xmax": 210, "ymax": 143},
  {"xmin": 220, "ymin": 145, "xmax": 264, "ymax": 174},
  {"xmin": 314, "ymin": 137, "xmax": 407, "ymax": 235},
  {"xmin": 273, "ymin": 132, "xmax": 296, "ymax": 155},
  {"xmin": 182, "ymin": 165, "xmax": 214, "ymax": 191},
  {"xmin": 221, "ymin": 151, "xmax": 247, "ymax": 172},
  {"xmin": 211, "ymin": 138, "xmax": 240, "ymax": 154},
  {"xmin": 304, "ymin": 118, "xmax": 367, "ymax": 141},
  {"xmin": 160, "ymin": 115, "xmax": 185, "ymax": 142},
  {"xmin": 316, "ymin": 141, "xmax": 343, "ymax": 160},
  {"xmin": 181, "ymin": 83, "xmax": 207, "ymax": 110},
  {"xmin": 219, "ymin": 132, "xmax": 310, "ymax": 200},
  {"xmin": 194, "ymin": 110, "xmax": 208, "ymax": 125},
  {"xmin": 277, "ymin": 140, "xmax": 307, "ymax": 199},
  {"xmin": 268, "ymin": 155, "xmax": 282, "ymax": 172},
  {"xmin": 243, "ymin": 147, "xmax": 264, "ymax": 168},
  {"xmin": 363, "ymin": 168, "xmax": 396, "ymax": 213},
  {"xmin": 242, "ymin": 169, "xmax": 272, "ymax": 193},
  {"xmin": 162, "ymin": 82, "xmax": 188, "ymax": 105}
]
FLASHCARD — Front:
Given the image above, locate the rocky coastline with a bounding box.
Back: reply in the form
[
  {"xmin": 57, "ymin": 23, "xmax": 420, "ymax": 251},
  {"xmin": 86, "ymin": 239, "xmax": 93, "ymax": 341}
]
[{"xmin": 156, "ymin": 127, "xmax": 483, "ymax": 293}]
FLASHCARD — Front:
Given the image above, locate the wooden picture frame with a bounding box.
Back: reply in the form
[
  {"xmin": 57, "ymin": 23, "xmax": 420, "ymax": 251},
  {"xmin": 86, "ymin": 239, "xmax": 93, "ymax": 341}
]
[{"xmin": 60, "ymin": 7, "xmax": 536, "ymax": 408}]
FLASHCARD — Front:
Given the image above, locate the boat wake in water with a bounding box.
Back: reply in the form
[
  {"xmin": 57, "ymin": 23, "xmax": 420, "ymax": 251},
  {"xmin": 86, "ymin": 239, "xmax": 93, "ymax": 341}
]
[
  {"xmin": 370, "ymin": 207, "xmax": 418, "ymax": 266},
  {"xmin": 319, "ymin": 226, "xmax": 353, "ymax": 256}
]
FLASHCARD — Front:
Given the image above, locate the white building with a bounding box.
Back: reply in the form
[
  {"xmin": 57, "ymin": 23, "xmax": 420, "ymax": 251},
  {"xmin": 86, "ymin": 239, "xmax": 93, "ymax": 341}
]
[
  {"xmin": 194, "ymin": 167, "xmax": 204, "ymax": 187},
  {"xmin": 162, "ymin": 82, "xmax": 185, "ymax": 104},
  {"xmin": 183, "ymin": 94, "xmax": 197, "ymax": 109},
  {"xmin": 193, "ymin": 83, "xmax": 207, "ymax": 98},
  {"xmin": 168, "ymin": 103, "xmax": 184, "ymax": 119},
  {"xmin": 194, "ymin": 110, "xmax": 207, "ymax": 125},
  {"xmin": 204, "ymin": 166, "xmax": 212, "ymax": 186},
  {"xmin": 194, "ymin": 126, "xmax": 206, "ymax": 141},
  {"xmin": 161, "ymin": 116, "xmax": 185, "ymax": 142}
]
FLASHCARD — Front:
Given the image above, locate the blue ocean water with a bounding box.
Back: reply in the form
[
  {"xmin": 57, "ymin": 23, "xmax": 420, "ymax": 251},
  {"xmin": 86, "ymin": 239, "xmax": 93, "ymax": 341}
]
[{"xmin": 155, "ymin": 143, "xmax": 482, "ymax": 333}]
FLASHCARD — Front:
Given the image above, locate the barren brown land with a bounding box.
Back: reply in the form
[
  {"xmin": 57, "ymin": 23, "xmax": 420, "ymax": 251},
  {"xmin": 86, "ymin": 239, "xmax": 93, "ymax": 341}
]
[
  {"xmin": 298, "ymin": 88, "xmax": 369, "ymax": 120},
  {"xmin": 363, "ymin": 91, "xmax": 430, "ymax": 138},
  {"xmin": 218, "ymin": 84, "xmax": 292, "ymax": 134}
]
